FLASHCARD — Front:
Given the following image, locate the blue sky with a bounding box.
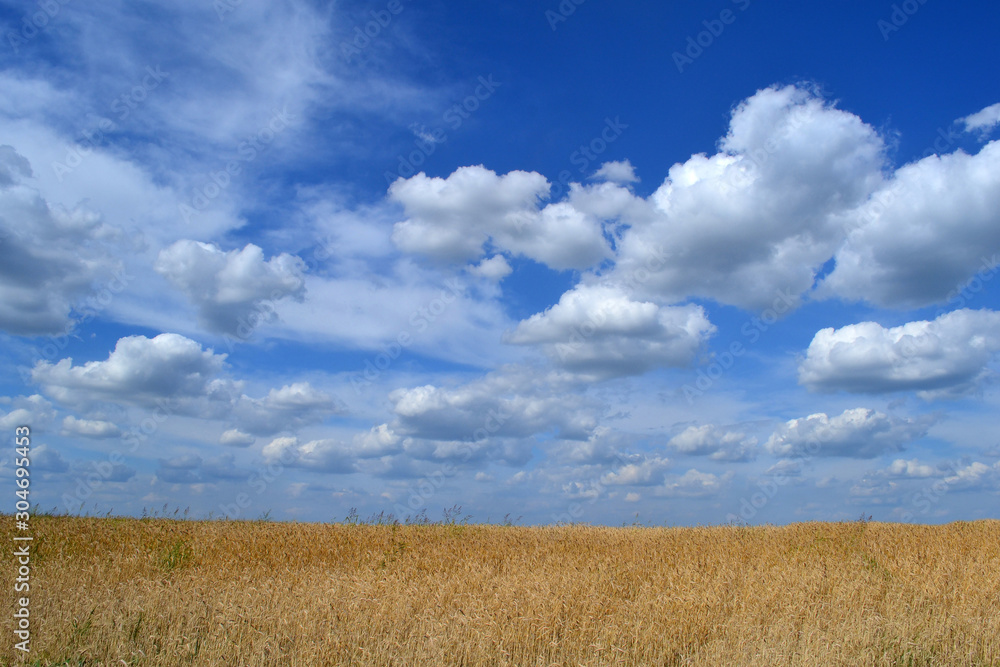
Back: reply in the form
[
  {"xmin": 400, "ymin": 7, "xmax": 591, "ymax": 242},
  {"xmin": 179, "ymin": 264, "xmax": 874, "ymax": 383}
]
[{"xmin": 2, "ymin": 0, "xmax": 999, "ymax": 525}]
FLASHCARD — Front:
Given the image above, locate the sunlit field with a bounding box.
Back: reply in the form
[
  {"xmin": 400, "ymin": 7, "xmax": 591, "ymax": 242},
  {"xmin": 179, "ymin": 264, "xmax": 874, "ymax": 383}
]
[{"xmin": 2, "ymin": 514, "xmax": 998, "ymax": 666}]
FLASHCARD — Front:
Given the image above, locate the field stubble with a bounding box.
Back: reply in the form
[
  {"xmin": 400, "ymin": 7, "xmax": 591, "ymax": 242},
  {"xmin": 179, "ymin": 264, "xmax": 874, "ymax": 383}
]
[{"xmin": 1, "ymin": 517, "xmax": 998, "ymax": 666}]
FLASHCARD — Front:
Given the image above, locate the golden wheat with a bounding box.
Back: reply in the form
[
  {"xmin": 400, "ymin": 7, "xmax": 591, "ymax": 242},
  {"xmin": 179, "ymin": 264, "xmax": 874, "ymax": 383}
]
[{"xmin": 1, "ymin": 516, "xmax": 998, "ymax": 666}]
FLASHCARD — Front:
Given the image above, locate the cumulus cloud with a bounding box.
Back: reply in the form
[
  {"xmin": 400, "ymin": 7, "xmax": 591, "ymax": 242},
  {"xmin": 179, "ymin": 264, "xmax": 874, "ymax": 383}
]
[
  {"xmin": 61, "ymin": 415, "xmax": 122, "ymax": 439},
  {"xmin": 389, "ymin": 369, "xmax": 598, "ymax": 442},
  {"xmin": 31, "ymin": 333, "xmax": 230, "ymax": 408},
  {"xmin": 765, "ymin": 408, "xmax": 932, "ymax": 459},
  {"xmin": 819, "ymin": 141, "xmax": 1000, "ymax": 307},
  {"xmin": 220, "ymin": 429, "xmax": 255, "ymax": 447},
  {"xmin": 883, "ymin": 458, "xmax": 939, "ymax": 478},
  {"xmin": 390, "ymin": 165, "xmax": 611, "ymax": 270},
  {"xmin": 0, "ymin": 148, "xmax": 125, "ymax": 335},
  {"xmin": 601, "ymin": 456, "xmax": 671, "ymax": 486},
  {"xmin": 591, "ymin": 160, "xmax": 639, "ymax": 184},
  {"xmin": 262, "ymin": 436, "xmax": 355, "ymax": 473},
  {"xmin": 551, "ymin": 426, "xmax": 633, "ymax": 465},
  {"xmin": 860, "ymin": 458, "xmax": 1000, "ymax": 501},
  {"xmin": 155, "ymin": 241, "xmax": 306, "ymax": 336},
  {"xmin": 399, "ymin": 433, "xmax": 533, "ymax": 468},
  {"xmin": 390, "ymin": 166, "xmax": 547, "ymax": 262},
  {"xmin": 658, "ymin": 469, "xmax": 733, "ymax": 497},
  {"xmin": 610, "ymin": 84, "xmax": 885, "ymax": 310},
  {"xmin": 231, "ymin": 382, "xmax": 341, "ymax": 435},
  {"xmin": 961, "ymin": 103, "xmax": 1000, "ymax": 135},
  {"xmin": 353, "ymin": 424, "xmax": 404, "ymax": 457},
  {"xmin": 467, "ymin": 255, "xmax": 513, "ymax": 282},
  {"xmin": 940, "ymin": 461, "xmax": 1000, "ymax": 490},
  {"xmin": 31, "ymin": 444, "xmax": 70, "ymax": 473},
  {"xmin": 564, "ymin": 181, "xmax": 652, "ymax": 228},
  {"xmin": 799, "ymin": 309, "xmax": 1000, "ymax": 396},
  {"xmin": 0, "ymin": 395, "xmax": 56, "ymax": 431},
  {"xmin": 504, "ymin": 284, "xmax": 714, "ymax": 379},
  {"xmin": 30, "ymin": 334, "xmax": 338, "ymax": 435},
  {"xmin": 668, "ymin": 425, "xmax": 758, "ymax": 462},
  {"xmin": 385, "ymin": 88, "xmax": 998, "ymax": 315},
  {"xmin": 389, "ymin": 83, "xmax": 894, "ymax": 310}
]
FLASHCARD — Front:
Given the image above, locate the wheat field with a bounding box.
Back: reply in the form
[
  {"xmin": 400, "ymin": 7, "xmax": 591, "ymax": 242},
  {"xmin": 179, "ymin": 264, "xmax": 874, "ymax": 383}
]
[{"xmin": 1, "ymin": 515, "xmax": 998, "ymax": 666}]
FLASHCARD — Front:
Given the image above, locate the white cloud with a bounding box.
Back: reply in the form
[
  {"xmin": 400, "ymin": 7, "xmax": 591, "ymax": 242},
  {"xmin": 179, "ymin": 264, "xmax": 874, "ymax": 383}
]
[
  {"xmin": 0, "ymin": 0, "xmax": 456, "ymax": 343},
  {"xmin": 404, "ymin": 431, "xmax": 534, "ymax": 467},
  {"xmin": 601, "ymin": 456, "xmax": 671, "ymax": 486},
  {"xmin": 220, "ymin": 429, "xmax": 255, "ymax": 447},
  {"xmin": 551, "ymin": 426, "xmax": 631, "ymax": 465},
  {"xmin": 390, "ymin": 165, "xmax": 611, "ymax": 270},
  {"xmin": 819, "ymin": 141, "xmax": 1000, "ymax": 307},
  {"xmin": 942, "ymin": 461, "xmax": 1000, "ymax": 490},
  {"xmin": 231, "ymin": 382, "xmax": 340, "ymax": 436},
  {"xmin": 504, "ymin": 202, "xmax": 612, "ymax": 270},
  {"xmin": 668, "ymin": 425, "xmax": 758, "ymax": 462},
  {"xmin": 353, "ymin": 424, "xmax": 404, "ymax": 457},
  {"xmin": 871, "ymin": 458, "xmax": 1000, "ymax": 493},
  {"xmin": 504, "ymin": 284, "xmax": 714, "ymax": 379},
  {"xmin": 0, "ymin": 76, "xmax": 76, "ymax": 124},
  {"xmin": 561, "ymin": 477, "xmax": 604, "ymax": 502},
  {"xmin": 591, "ymin": 160, "xmax": 639, "ymax": 184},
  {"xmin": 884, "ymin": 458, "xmax": 938, "ymax": 478},
  {"xmin": 0, "ymin": 145, "xmax": 31, "ymax": 186},
  {"xmin": 960, "ymin": 103, "xmax": 1000, "ymax": 134},
  {"xmin": 155, "ymin": 241, "xmax": 306, "ymax": 336},
  {"xmin": 0, "ymin": 408, "xmax": 37, "ymax": 432},
  {"xmin": 262, "ymin": 436, "xmax": 354, "ymax": 473},
  {"xmin": 31, "ymin": 333, "xmax": 230, "ymax": 408},
  {"xmin": 389, "ymin": 368, "xmax": 598, "ymax": 442},
  {"xmin": 658, "ymin": 469, "xmax": 733, "ymax": 497},
  {"xmin": 275, "ymin": 267, "xmax": 515, "ymax": 369},
  {"xmin": 27, "ymin": 0, "xmax": 417, "ymax": 173},
  {"xmin": 31, "ymin": 444, "xmax": 70, "ymax": 473},
  {"xmin": 3, "ymin": 9, "xmax": 998, "ymax": 530},
  {"xmin": 467, "ymin": 255, "xmax": 512, "ymax": 282},
  {"xmin": 0, "ymin": 395, "xmax": 56, "ymax": 431},
  {"xmin": 799, "ymin": 309, "xmax": 1000, "ymax": 396},
  {"xmin": 0, "ymin": 148, "xmax": 126, "ymax": 335},
  {"xmin": 564, "ymin": 181, "xmax": 651, "ymax": 228},
  {"xmin": 765, "ymin": 408, "xmax": 932, "ymax": 459},
  {"xmin": 390, "ymin": 166, "xmax": 548, "ymax": 262},
  {"xmin": 30, "ymin": 335, "xmax": 337, "ymax": 436},
  {"xmin": 610, "ymin": 84, "xmax": 885, "ymax": 310},
  {"xmin": 61, "ymin": 415, "xmax": 122, "ymax": 439}
]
